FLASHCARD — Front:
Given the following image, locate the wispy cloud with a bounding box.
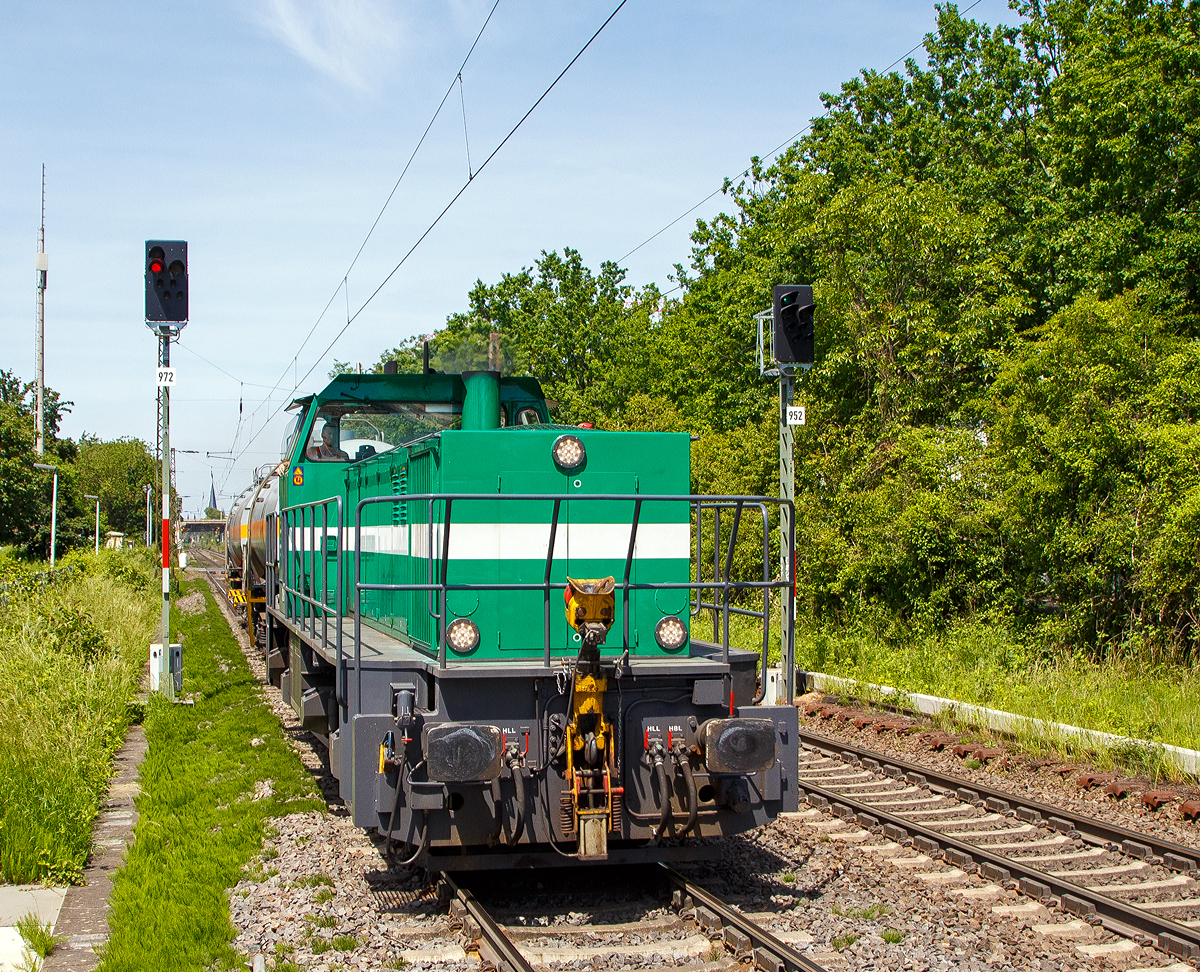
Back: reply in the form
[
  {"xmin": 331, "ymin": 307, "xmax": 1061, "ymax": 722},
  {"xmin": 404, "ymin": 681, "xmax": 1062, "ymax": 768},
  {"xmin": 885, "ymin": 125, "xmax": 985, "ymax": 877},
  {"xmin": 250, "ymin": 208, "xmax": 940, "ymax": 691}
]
[{"xmin": 256, "ymin": 0, "xmax": 401, "ymax": 94}]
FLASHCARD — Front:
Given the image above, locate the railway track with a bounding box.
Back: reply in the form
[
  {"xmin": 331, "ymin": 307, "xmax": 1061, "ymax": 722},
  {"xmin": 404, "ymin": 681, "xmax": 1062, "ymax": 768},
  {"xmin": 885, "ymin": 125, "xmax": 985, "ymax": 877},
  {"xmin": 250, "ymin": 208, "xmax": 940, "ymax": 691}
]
[
  {"xmin": 793, "ymin": 726, "xmax": 1200, "ymax": 963},
  {"xmin": 439, "ymin": 865, "xmax": 831, "ymax": 972}
]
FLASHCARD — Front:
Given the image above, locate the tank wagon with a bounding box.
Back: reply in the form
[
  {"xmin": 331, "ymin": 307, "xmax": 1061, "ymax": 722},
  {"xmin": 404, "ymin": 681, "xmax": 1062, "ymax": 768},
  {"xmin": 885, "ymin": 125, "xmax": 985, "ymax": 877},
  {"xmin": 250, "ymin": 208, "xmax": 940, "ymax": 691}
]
[{"xmin": 227, "ymin": 368, "xmax": 798, "ymax": 869}]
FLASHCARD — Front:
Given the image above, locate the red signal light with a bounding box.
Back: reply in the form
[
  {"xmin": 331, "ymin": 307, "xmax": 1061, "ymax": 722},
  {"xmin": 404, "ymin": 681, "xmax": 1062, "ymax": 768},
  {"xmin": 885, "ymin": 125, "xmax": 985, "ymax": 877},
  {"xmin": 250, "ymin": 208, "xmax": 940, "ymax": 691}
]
[{"xmin": 149, "ymin": 258, "xmax": 164, "ymax": 274}]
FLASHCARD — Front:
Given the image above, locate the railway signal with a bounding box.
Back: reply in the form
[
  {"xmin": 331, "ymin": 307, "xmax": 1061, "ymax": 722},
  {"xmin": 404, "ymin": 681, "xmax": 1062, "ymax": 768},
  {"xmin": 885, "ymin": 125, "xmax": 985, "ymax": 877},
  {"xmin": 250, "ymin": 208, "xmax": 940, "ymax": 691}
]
[
  {"xmin": 772, "ymin": 284, "xmax": 815, "ymax": 365},
  {"xmin": 145, "ymin": 239, "xmax": 188, "ymax": 699},
  {"xmin": 145, "ymin": 240, "xmax": 188, "ymax": 322}
]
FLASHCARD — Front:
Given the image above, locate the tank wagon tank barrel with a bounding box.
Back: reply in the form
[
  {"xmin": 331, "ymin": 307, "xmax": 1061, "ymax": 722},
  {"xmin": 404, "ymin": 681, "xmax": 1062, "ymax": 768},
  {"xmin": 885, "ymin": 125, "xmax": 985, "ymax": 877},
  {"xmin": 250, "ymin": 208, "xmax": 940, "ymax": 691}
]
[{"xmin": 226, "ymin": 368, "xmax": 799, "ymax": 869}]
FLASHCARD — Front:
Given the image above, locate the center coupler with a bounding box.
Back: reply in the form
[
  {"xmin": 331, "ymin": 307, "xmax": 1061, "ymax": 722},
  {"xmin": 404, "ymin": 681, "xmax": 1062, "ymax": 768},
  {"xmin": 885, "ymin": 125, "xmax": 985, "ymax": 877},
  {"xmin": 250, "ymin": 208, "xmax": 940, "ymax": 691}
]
[{"xmin": 561, "ymin": 576, "xmax": 622, "ymax": 860}]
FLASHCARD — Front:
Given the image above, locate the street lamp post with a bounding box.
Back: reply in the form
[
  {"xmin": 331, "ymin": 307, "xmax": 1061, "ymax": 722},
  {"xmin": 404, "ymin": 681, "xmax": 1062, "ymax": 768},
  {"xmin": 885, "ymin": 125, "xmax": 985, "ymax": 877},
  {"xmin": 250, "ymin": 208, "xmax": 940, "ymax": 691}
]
[
  {"xmin": 84, "ymin": 494, "xmax": 100, "ymax": 554},
  {"xmin": 33, "ymin": 462, "xmax": 57, "ymax": 567}
]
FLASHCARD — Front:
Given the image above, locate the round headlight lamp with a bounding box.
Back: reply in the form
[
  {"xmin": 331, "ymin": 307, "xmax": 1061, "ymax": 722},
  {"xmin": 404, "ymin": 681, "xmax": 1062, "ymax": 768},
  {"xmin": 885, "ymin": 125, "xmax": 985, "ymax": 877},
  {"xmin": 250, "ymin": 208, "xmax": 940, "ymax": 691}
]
[
  {"xmin": 552, "ymin": 434, "xmax": 586, "ymax": 472},
  {"xmin": 446, "ymin": 618, "xmax": 480, "ymax": 654},
  {"xmin": 655, "ymin": 615, "xmax": 688, "ymax": 652}
]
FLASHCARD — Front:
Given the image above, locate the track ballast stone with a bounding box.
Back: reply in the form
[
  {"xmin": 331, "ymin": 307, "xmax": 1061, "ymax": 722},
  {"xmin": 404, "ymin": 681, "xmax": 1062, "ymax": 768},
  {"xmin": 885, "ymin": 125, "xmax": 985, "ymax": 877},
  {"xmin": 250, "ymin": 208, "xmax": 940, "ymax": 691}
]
[{"xmin": 207, "ymin": 575, "xmax": 1192, "ymax": 970}]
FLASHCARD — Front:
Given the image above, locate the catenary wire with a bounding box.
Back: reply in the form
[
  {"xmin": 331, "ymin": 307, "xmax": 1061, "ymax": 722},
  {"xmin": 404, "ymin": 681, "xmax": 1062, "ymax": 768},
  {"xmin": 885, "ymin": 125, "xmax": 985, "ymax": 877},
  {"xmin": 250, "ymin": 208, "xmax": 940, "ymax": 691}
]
[
  {"xmin": 174, "ymin": 342, "xmax": 276, "ymax": 389},
  {"xmin": 615, "ymin": 0, "xmax": 992, "ymax": 265},
  {"xmin": 228, "ymin": 0, "xmax": 630, "ymax": 467},
  {"xmin": 217, "ymin": 0, "xmax": 503, "ymax": 490}
]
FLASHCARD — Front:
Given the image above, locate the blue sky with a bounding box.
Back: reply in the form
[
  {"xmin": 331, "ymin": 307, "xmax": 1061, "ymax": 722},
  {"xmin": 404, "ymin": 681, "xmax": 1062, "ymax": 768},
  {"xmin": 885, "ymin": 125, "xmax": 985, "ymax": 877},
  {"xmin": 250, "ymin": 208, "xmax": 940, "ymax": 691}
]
[{"xmin": 0, "ymin": 0, "xmax": 1017, "ymax": 515}]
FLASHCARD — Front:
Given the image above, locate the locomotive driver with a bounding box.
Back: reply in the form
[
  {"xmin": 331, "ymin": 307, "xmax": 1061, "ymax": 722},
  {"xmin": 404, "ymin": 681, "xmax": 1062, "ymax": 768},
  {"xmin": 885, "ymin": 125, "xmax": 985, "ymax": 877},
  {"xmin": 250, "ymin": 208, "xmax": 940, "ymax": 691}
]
[{"xmin": 307, "ymin": 420, "xmax": 349, "ymax": 461}]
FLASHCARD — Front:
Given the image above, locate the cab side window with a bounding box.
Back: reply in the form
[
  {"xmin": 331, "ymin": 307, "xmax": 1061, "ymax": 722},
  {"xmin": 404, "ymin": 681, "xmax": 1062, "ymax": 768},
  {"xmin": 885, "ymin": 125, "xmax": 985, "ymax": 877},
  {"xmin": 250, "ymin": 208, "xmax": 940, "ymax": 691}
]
[{"xmin": 306, "ymin": 416, "xmax": 350, "ymax": 462}]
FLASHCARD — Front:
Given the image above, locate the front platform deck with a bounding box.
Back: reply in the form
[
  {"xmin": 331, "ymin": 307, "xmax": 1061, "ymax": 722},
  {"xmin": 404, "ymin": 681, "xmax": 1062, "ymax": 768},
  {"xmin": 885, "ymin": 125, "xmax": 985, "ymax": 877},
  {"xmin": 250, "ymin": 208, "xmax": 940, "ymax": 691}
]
[{"xmin": 267, "ymin": 604, "xmax": 753, "ymax": 678}]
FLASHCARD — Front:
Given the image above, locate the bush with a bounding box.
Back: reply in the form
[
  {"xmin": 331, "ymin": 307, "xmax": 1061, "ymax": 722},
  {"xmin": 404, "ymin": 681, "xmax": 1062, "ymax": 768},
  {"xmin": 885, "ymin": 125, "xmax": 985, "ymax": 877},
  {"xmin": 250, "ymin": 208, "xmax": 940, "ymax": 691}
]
[{"xmin": 0, "ymin": 551, "xmax": 156, "ymax": 883}]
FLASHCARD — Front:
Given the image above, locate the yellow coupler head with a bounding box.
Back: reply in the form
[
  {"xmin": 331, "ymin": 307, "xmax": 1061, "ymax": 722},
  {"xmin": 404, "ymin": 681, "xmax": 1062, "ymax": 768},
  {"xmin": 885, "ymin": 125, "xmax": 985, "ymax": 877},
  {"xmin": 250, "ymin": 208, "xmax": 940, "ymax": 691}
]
[{"xmin": 564, "ymin": 576, "xmax": 616, "ymax": 650}]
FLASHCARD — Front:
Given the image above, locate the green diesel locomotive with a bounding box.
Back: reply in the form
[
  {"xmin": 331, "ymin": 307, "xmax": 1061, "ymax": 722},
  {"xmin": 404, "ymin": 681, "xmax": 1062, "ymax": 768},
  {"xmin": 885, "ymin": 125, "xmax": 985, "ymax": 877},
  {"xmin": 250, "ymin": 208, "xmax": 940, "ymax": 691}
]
[{"xmin": 227, "ymin": 367, "xmax": 798, "ymax": 869}]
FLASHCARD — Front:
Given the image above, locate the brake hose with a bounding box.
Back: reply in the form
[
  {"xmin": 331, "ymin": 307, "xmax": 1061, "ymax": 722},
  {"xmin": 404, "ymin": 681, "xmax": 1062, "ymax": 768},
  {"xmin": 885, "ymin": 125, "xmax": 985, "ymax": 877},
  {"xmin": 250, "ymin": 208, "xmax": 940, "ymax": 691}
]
[
  {"xmin": 674, "ymin": 742, "xmax": 698, "ymax": 837},
  {"xmin": 651, "ymin": 754, "xmax": 672, "ymax": 843},
  {"xmin": 384, "ymin": 760, "xmax": 428, "ymax": 867},
  {"xmin": 508, "ymin": 765, "xmax": 527, "ymax": 846}
]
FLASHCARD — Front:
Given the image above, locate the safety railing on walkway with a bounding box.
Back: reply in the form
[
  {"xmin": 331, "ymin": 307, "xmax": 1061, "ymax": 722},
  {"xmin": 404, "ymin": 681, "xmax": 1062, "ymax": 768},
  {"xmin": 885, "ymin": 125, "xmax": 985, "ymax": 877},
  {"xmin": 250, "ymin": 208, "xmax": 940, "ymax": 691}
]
[
  {"xmin": 350, "ymin": 492, "xmax": 796, "ymax": 709},
  {"xmin": 276, "ymin": 495, "xmax": 344, "ymax": 703}
]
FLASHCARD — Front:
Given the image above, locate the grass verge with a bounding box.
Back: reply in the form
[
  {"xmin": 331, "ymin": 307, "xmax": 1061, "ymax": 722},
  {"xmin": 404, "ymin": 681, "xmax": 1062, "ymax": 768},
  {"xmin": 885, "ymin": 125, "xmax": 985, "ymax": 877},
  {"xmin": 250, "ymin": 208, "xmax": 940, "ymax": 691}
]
[
  {"xmin": 99, "ymin": 577, "xmax": 323, "ymax": 972},
  {"xmin": 0, "ymin": 550, "xmax": 158, "ymax": 884},
  {"xmin": 797, "ymin": 617, "xmax": 1200, "ymax": 780}
]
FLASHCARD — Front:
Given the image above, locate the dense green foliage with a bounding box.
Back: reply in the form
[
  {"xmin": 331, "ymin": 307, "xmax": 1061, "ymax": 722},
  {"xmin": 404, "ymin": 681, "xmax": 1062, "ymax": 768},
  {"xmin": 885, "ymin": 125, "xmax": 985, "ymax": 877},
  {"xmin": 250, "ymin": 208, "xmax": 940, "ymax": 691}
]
[
  {"xmin": 102, "ymin": 579, "xmax": 322, "ymax": 972},
  {"xmin": 363, "ymin": 0, "xmax": 1200, "ymax": 666},
  {"xmin": 0, "ymin": 550, "xmax": 157, "ymax": 883}
]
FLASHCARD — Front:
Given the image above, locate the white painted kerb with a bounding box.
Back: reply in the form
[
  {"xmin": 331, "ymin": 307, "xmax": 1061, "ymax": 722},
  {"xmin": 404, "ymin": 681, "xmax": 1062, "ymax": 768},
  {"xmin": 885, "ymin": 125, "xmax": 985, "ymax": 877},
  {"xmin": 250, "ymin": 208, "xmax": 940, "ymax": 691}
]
[{"xmin": 805, "ymin": 671, "xmax": 1200, "ymax": 777}]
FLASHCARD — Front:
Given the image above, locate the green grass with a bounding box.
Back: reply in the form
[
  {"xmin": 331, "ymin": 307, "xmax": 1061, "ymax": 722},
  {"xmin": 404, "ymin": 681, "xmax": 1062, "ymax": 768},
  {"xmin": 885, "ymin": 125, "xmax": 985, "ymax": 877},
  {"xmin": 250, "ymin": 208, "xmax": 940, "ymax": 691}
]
[
  {"xmin": 882, "ymin": 928, "xmax": 905, "ymax": 944},
  {"xmin": 831, "ymin": 903, "xmax": 889, "ymax": 919},
  {"xmin": 0, "ymin": 550, "xmax": 158, "ymax": 883},
  {"xmin": 16, "ymin": 911, "xmax": 64, "ymax": 958},
  {"xmin": 796, "ymin": 616, "xmax": 1200, "ymax": 780},
  {"xmin": 99, "ymin": 578, "xmax": 323, "ymax": 972},
  {"xmin": 293, "ymin": 872, "xmax": 334, "ymax": 888},
  {"xmin": 831, "ymin": 933, "xmax": 859, "ymax": 950}
]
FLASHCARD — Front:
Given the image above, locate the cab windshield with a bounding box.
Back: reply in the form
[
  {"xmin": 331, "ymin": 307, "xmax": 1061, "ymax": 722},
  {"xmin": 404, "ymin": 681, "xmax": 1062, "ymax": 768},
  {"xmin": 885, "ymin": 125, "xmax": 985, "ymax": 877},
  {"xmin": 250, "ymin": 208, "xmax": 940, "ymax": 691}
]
[{"xmin": 305, "ymin": 401, "xmax": 462, "ymax": 463}]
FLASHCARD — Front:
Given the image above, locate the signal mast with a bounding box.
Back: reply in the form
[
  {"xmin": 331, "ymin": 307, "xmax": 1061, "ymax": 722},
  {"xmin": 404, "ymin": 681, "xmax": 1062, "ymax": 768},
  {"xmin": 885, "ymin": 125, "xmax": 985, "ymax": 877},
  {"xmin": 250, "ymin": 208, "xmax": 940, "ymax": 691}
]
[{"xmin": 756, "ymin": 284, "xmax": 815, "ymax": 701}]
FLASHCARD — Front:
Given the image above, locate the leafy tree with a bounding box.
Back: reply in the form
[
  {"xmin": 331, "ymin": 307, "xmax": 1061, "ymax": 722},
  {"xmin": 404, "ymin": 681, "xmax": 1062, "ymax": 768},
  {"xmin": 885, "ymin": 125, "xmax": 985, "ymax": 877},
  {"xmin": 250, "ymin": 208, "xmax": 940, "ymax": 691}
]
[
  {"xmin": 0, "ymin": 369, "xmax": 73, "ymax": 440},
  {"xmin": 0, "ymin": 404, "xmax": 44, "ymax": 551},
  {"xmin": 346, "ymin": 0, "xmax": 1200, "ymax": 660},
  {"xmin": 74, "ymin": 437, "xmax": 156, "ymax": 538}
]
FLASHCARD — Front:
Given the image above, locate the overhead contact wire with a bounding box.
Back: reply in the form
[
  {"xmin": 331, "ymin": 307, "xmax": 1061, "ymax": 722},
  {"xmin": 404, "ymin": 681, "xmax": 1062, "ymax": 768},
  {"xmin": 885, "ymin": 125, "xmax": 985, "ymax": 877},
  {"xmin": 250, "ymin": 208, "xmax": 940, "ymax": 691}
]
[
  {"xmin": 616, "ymin": 0, "xmax": 991, "ymax": 264},
  {"xmin": 298, "ymin": 0, "xmax": 631, "ymax": 385},
  {"xmin": 230, "ymin": 0, "xmax": 504, "ymax": 463},
  {"xmin": 235, "ymin": 0, "xmax": 630, "ymax": 456}
]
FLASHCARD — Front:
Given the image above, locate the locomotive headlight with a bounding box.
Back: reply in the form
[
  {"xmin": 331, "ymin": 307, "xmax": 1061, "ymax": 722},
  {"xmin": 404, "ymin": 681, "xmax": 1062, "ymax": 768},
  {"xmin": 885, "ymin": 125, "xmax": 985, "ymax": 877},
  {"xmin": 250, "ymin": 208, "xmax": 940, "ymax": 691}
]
[
  {"xmin": 447, "ymin": 618, "xmax": 480, "ymax": 654},
  {"xmin": 655, "ymin": 615, "xmax": 688, "ymax": 651},
  {"xmin": 552, "ymin": 434, "xmax": 586, "ymax": 472}
]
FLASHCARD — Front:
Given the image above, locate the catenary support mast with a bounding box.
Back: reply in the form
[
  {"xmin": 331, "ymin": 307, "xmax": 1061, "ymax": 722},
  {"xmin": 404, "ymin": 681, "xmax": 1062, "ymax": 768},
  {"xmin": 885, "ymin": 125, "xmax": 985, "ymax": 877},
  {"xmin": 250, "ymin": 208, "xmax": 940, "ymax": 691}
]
[{"xmin": 34, "ymin": 165, "xmax": 47, "ymax": 457}]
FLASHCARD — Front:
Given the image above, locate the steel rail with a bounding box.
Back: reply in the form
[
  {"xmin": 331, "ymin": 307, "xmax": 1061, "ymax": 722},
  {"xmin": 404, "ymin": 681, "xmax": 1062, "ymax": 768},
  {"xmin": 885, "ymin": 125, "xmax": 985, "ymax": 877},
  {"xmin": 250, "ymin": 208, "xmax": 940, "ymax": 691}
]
[
  {"xmin": 797, "ymin": 728, "xmax": 1200, "ymax": 871},
  {"xmin": 440, "ymin": 873, "xmax": 536, "ymax": 972},
  {"xmin": 795, "ymin": 776, "xmax": 1200, "ymax": 961},
  {"xmin": 657, "ymin": 864, "xmax": 830, "ymax": 972}
]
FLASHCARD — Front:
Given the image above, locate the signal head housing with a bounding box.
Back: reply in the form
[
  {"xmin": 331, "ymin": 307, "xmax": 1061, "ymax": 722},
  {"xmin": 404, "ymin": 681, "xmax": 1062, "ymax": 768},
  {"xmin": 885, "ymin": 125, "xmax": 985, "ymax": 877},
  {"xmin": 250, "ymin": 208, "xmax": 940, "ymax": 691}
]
[
  {"xmin": 772, "ymin": 284, "xmax": 815, "ymax": 365},
  {"xmin": 146, "ymin": 240, "xmax": 188, "ymax": 323}
]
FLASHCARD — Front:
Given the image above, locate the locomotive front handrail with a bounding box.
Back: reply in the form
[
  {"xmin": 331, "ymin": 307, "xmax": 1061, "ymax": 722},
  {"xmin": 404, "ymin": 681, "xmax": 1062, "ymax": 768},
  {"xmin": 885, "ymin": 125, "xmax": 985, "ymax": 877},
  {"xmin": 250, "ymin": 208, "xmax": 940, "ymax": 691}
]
[
  {"xmin": 693, "ymin": 501, "xmax": 772, "ymax": 703},
  {"xmin": 351, "ymin": 492, "xmax": 796, "ymax": 710},
  {"xmin": 277, "ymin": 495, "xmax": 344, "ymax": 709}
]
